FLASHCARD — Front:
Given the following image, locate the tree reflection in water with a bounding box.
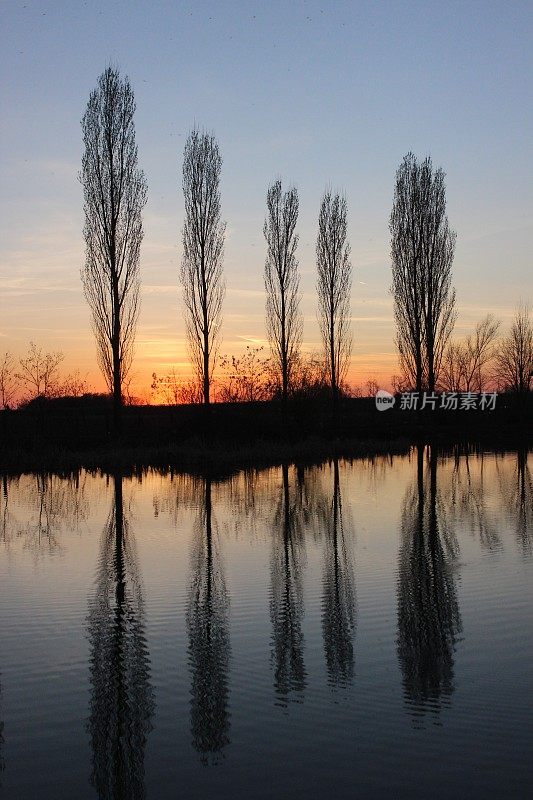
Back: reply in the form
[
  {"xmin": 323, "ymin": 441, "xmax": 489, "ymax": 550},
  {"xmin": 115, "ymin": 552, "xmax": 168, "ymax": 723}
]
[
  {"xmin": 270, "ymin": 464, "xmax": 307, "ymax": 704},
  {"xmin": 397, "ymin": 446, "xmax": 462, "ymax": 722},
  {"xmin": 1, "ymin": 472, "xmax": 89, "ymax": 556},
  {"xmin": 1, "ymin": 475, "xmax": 10, "ymax": 549},
  {"xmin": 320, "ymin": 459, "xmax": 356, "ymax": 688},
  {"xmin": 513, "ymin": 450, "xmax": 533, "ymax": 555},
  {"xmin": 187, "ymin": 478, "xmax": 231, "ymax": 764},
  {"xmin": 443, "ymin": 451, "xmax": 501, "ymax": 551},
  {"xmin": 498, "ymin": 449, "xmax": 533, "ymax": 556},
  {"xmin": 87, "ymin": 474, "xmax": 154, "ymax": 799}
]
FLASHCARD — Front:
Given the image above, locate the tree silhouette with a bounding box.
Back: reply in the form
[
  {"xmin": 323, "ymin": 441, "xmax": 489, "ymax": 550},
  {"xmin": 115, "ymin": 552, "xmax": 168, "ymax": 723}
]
[
  {"xmin": 316, "ymin": 191, "xmax": 352, "ymax": 403},
  {"xmin": 87, "ymin": 474, "xmax": 154, "ymax": 798},
  {"xmin": 186, "ymin": 478, "xmax": 231, "ymax": 763},
  {"xmin": 81, "ymin": 66, "xmax": 147, "ymax": 431},
  {"xmin": 495, "ymin": 303, "xmax": 533, "ymax": 393},
  {"xmin": 181, "ymin": 130, "xmax": 226, "ymax": 405},
  {"xmin": 15, "ymin": 342, "xmax": 64, "ymax": 401},
  {"xmin": 441, "ymin": 314, "xmax": 500, "ymax": 392},
  {"xmin": 264, "ymin": 180, "xmax": 302, "ymax": 402},
  {"xmin": 0, "ymin": 352, "xmax": 17, "ymax": 409},
  {"xmin": 390, "ymin": 153, "xmax": 456, "ymax": 392}
]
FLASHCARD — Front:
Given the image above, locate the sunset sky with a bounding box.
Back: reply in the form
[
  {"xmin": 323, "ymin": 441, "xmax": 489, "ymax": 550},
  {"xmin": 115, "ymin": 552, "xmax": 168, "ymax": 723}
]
[{"xmin": 1, "ymin": 0, "xmax": 532, "ymax": 400}]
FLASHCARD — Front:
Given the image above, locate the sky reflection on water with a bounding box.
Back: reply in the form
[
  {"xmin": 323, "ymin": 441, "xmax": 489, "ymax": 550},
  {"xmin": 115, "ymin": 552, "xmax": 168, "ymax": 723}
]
[{"xmin": 0, "ymin": 450, "xmax": 532, "ymax": 799}]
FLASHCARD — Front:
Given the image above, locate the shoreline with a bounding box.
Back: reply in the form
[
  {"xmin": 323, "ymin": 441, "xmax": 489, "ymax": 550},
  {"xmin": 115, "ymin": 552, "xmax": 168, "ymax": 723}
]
[{"xmin": 1, "ymin": 396, "xmax": 531, "ymax": 475}]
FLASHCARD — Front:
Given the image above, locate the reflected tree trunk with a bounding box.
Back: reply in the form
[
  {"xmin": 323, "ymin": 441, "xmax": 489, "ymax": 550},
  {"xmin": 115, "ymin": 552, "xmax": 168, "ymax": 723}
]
[
  {"xmin": 396, "ymin": 446, "xmax": 462, "ymax": 721},
  {"xmin": 1, "ymin": 476, "xmax": 8, "ymax": 546},
  {"xmin": 270, "ymin": 464, "xmax": 307, "ymax": 703},
  {"xmin": 321, "ymin": 459, "xmax": 356, "ymax": 687},
  {"xmin": 87, "ymin": 474, "xmax": 154, "ymax": 799},
  {"xmin": 514, "ymin": 450, "xmax": 532, "ymax": 556},
  {"xmin": 187, "ymin": 478, "xmax": 231, "ymax": 763}
]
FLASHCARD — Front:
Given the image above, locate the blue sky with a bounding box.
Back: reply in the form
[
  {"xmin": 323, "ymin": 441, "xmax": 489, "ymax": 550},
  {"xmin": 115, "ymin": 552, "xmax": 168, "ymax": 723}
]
[{"xmin": 1, "ymin": 0, "xmax": 532, "ymax": 394}]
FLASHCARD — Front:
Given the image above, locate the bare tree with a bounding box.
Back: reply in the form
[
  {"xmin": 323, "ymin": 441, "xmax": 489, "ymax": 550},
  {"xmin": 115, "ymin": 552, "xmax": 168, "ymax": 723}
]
[
  {"xmin": 181, "ymin": 130, "xmax": 226, "ymax": 406},
  {"xmin": 264, "ymin": 180, "xmax": 302, "ymax": 402},
  {"xmin": 218, "ymin": 346, "xmax": 274, "ymax": 402},
  {"xmin": 439, "ymin": 342, "xmax": 465, "ymax": 394},
  {"xmin": 390, "ymin": 153, "xmax": 456, "ymax": 392},
  {"xmin": 495, "ymin": 303, "xmax": 533, "ymax": 392},
  {"xmin": 0, "ymin": 353, "xmax": 17, "ymax": 409},
  {"xmin": 150, "ymin": 368, "xmax": 203, "ymax": 405},
  {"xmin": 80, "ymin": 66, "xmax": 147, "ymax": 430},
  {"xmin": 316, "ymin": 191, "xmax": 352, "ymax": 402},
  {"xmin": 288, "ymin": 352, "xmax": 329, "ymax": 398},
  {"xmin": 61, "ymin": 370, "xmax": 89, "ymax": 398},
  {"xmin": 468, "ymin": 314, "xmax": 500, "ymax": 390},
  {"xmin": 151, "ymin": 367, "xmax": 182, "ymax": 405},
  {"xmin": 365, "ymin": 378, "xmax": 379, "ymax": 398},
  {"xmin": 16, "ymin": 342, "xmax": 64, "ymax": 401},
  {"xmin": 441, "ymin": 314, "xmax": 500, "ymax": 392}
]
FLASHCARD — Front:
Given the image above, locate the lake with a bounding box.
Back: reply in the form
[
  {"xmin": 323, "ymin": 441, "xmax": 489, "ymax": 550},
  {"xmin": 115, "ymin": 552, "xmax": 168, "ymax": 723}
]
[{"xmin": 1, "ymin": 448, "xmax": 532, "ymax": 799}]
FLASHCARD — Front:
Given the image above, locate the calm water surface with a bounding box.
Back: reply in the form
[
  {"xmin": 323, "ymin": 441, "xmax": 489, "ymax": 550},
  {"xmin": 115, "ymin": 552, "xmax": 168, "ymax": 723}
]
[{"xmin": 1, "ymin": 449, "xmax": 532, "ymax": 799}]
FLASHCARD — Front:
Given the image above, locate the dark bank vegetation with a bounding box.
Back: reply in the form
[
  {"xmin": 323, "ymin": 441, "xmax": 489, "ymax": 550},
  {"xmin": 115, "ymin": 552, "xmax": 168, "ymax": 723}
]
[{"xmin": 1, "ymin": 391, "xmax": 530, "ymax": 475}]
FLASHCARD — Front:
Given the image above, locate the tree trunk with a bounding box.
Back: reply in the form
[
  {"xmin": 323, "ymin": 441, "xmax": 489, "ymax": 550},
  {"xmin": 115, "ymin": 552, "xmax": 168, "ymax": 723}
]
[
  {"xmin": 114, "ymin": 474, "xmax": 125, "ymax": 603},
  {"xmin": 112, "ymin": 278, "xmax": 122, "ymax": 434},
  {"xmin": 415, "ymin": 343, "xmax": 422, "ymax": 394},
  {"xmin": 330, "ymin": 307, "xmax": 337, "ymax": 403},
  {"xmin": 201, "ymin": 247, "xmax": 211, "ymax": 405},
  {"xmin": 205, "ymin": 479, "xmax": 212, "ymax": 604},
  {"xmin": 203, "ymin": 329, "xmax": 210, "ymax": 405},
  {"xmin": 427, "ymin": 305, "xmax": 435, "ymax": 392},
  {"xmin": 281, "ymin": 293, "xmax": 288, "ymax": 404}
]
